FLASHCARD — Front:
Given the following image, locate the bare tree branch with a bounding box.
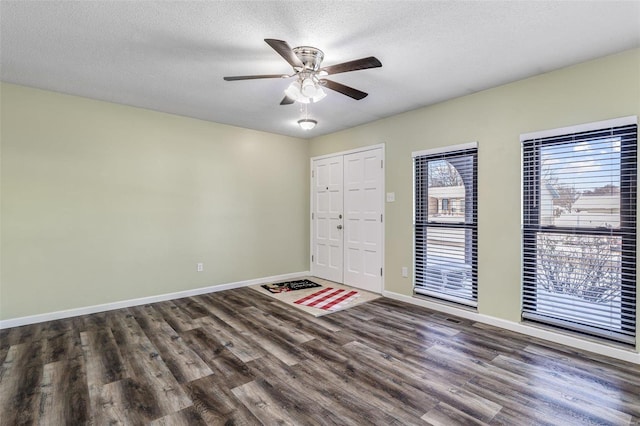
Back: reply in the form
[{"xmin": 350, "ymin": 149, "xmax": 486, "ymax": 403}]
[{"xmin": 537, "ymin": 234, "xmax": 621, "ymax": 303}]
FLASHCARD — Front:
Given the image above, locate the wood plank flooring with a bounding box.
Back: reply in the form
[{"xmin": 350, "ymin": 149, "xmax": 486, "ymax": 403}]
[{"xmin": 1, "ymin": 287, "xmax": 639, "ymax": 425}]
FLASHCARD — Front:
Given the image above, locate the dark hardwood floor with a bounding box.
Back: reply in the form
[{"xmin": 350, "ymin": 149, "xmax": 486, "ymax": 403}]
[{"xmin": 1, "ymin": 287, "xmax": 639, "ymax": 425}]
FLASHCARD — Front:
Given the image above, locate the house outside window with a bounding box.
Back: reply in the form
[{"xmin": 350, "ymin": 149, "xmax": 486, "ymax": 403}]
[
  {"xmin": 521, "ymin": 117, "xmax": 637, "ymax": 346},
  {"xmin": 413, "ymin": 142, "xmax": 478, "ymax": 307},
  {"xmin": 441, "ymin": 198, "xmax": 449, "ymax": 213}
]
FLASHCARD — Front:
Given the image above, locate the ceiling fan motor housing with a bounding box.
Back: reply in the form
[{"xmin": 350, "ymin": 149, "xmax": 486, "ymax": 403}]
[{"xmin": 293, "ymin": 46, "xmax": 324, "ymax": 71}]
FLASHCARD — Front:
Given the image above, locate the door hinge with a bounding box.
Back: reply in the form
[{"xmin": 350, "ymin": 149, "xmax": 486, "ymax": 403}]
[
  {"xmin": 312, "ymin": 255, "xmax": 314, "ymax": 262},
  {"xmin": 381, "ymin": 214, "xmax": 383, "ymax": 222},
  {"xmin": 380, "ymin": 268, "xmax": 383, "ymax": 276},
  {"xmin": 312, "ymin": 170, "xmax": 314, "ymax": 178},
  {"xmin": 381, "ymin": 159, "xmax": 383, "ymax": 168},
  {"xmin": 312, "ymin": 212, "xmax": 314, "ymax": 220}
]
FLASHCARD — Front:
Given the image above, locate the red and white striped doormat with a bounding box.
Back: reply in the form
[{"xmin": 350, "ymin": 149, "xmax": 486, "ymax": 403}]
[{"xmin": 294, "ymin": 287, "xmax": 360, "ymax": 311}]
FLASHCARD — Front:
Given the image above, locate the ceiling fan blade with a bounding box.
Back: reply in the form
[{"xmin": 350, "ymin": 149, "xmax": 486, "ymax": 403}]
[
  {"xmin": 321, "ymin": 56, "xmax": 382, "ymax": 75},
  {"xmin": 280, "ymin": 96, "xmax": 295, "ymax": 105},
  {"xmin": 223, "ymin": 74, "xmax": 284, "ymax": 81},
  {"xmin": 264, "ymin": 39, "xmax": 304, "ymax": 68},
  {"xmin": 322, "ymin": 79, "xmax": 368, "ymax": 100}
]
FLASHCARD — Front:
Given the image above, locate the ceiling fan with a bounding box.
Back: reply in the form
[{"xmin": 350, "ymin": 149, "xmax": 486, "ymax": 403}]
[{"xmin": 223, "ymin": 39, "xmax": 382, "ymax": 105}]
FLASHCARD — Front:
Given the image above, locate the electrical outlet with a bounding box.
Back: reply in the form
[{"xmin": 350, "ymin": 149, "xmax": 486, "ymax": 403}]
[
  {"xmin": 197, "ymin": 262, "xmax": 204, "ymax": 272},
  {"xmin": 401, "ymin": 267, "xmax": 408, "ymax": 278}
]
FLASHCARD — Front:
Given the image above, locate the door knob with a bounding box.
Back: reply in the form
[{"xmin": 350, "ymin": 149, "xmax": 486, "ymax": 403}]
[{"xmin": 337, "ymin": 225, "xmax": 343, "ymax": 230}]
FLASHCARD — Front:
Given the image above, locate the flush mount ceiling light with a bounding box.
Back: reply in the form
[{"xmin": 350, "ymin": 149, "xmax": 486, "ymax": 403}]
[
  {"xmin": 297, "ymin": 102, "xmax": 317, "ymax": 130},
  {"xmin": 297, "ymin": 118, "xmax": 317, "ymax": 130}
]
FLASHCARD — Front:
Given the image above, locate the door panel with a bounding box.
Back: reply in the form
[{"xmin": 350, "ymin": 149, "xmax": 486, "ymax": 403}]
[
  {"xmin": 312, "ymin": 156, "xmax": 343, "ymax": 283},
  {"xmin": 343, "ymin": 149, "xmax": 383, "ymax": 292}
]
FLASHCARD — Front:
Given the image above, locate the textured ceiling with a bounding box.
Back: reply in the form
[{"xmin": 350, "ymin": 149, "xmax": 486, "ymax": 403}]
[{"xmin": 1, "ymin": 1, "xmax": 639, "ymax": 138}]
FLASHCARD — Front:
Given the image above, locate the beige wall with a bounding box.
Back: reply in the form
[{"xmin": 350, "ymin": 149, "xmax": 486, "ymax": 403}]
[
  {"xmin": 310, "ymin": 49, "xmax": 640, "ymax": 347},
  {"xmin": 2, "ymin": 48, "xmax": 639, "ymax": 352},
  {"xmin": 1, "ymin": 83, "xmax": 309, "ymax": 320}
]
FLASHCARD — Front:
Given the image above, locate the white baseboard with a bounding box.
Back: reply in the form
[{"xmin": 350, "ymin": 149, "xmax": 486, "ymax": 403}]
[
  {"xmin": 0, "ymin": 271, "xmax": 309, "ymax": 329},
  {"xmin": 382, "ymin": 290, "xmax": 640, "ymax": 365}
]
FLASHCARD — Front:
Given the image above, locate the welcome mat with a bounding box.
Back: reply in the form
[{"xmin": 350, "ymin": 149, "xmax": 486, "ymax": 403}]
[
  {"xmin": 261, "ymin": 279, "xmax": 321, "ymax": 293},
  {"xmin": 294, "ymin": 287, "xmax": 360, "ymax": 311},
  {"xmin": 250, "ymin": 278, "xmax": 381, "ymax": 317}
]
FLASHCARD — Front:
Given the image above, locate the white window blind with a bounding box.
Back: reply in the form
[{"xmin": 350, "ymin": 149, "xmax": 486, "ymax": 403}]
[
  {"xmin": 413, "ymin": 144, "xmax": 478, "ymax": 307},
  {"xmin": 522, "ymin": 121, "xmax": 637, "ymax": 345}
]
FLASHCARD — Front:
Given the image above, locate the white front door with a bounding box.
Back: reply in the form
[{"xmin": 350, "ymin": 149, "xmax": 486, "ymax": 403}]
[
  {"xmin": 311, "ymin": 156, "xmax": 344, "ymax": 283},
  {"xmin": 343, "ymin": 149, "xmax": 383, "ymax": 292},
  {"xmin": 311, "ymin": 147, "xmax": 384, "ymax": 293}
]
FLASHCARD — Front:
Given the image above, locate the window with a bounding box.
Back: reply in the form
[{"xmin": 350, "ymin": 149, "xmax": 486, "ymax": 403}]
[
  {"xmin": 522, "ymin": 117, "xmax": 637, "ymax": 346},
  {"xmin": 413, "ymin": 143, "xmax": 478, "ymax": 307}
]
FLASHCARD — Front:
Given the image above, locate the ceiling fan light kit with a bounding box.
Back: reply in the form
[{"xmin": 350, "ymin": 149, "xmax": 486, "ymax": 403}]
[
  {"xmin": 284, "ymin": 78, "xmax": 326, "ymax": 104},
  {"xmin": 223, "ymin": 38, "xmax": 381, "ymax": 130}
]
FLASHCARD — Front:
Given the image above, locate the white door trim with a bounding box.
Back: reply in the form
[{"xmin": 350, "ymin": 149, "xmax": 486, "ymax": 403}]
[
  {"xmin": 310, "ymin": 143, "xmax": 386, "ymax": 161},
  {"xmin": 310, "ymin": 143, "xmax": 385, "ymax": 293}
]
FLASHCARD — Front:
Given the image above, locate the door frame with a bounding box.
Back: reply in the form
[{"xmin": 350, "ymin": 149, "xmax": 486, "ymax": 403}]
[{"xmin": 310, "ymin": 143, "xmax": 386, "ymax": 293}]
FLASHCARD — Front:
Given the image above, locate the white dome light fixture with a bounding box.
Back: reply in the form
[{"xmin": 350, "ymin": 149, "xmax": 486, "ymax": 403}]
[{"xmin": 297, "ymin": 118, "xmax": 317, "ymax": 131}]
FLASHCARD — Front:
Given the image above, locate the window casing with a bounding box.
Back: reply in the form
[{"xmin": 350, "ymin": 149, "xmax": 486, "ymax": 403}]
[
  {"xmin": 413, "ymin": 143, "xmax": 478, "ymax": 307},
  {"xmin": 522, "ymin": 118, "xmax": 637, "ymax": 346}
]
